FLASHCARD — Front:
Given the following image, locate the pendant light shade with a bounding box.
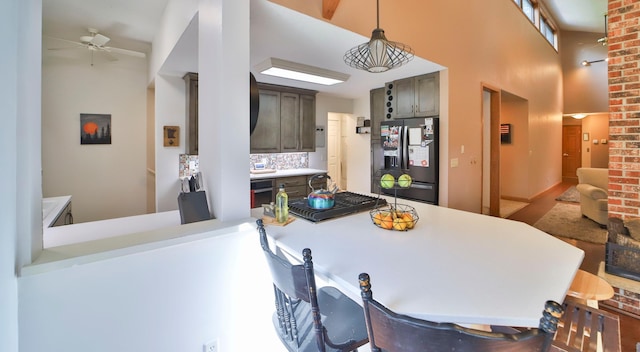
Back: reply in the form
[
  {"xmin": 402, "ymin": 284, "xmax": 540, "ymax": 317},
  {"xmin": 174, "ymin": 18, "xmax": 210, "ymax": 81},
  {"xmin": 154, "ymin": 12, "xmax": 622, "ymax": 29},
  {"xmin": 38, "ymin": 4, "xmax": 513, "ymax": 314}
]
[{"xmin": 343, "ymin": 0, "xmax": 414, "ymax": 73}]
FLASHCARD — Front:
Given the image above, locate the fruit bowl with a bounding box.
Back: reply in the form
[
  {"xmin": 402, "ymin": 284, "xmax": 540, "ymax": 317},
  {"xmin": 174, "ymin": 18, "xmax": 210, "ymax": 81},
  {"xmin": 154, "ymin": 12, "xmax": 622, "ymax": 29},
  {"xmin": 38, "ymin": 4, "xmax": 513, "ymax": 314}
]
[{"xmin": 370, "ymin": 204, "xmax": 419, "ymax": 231}]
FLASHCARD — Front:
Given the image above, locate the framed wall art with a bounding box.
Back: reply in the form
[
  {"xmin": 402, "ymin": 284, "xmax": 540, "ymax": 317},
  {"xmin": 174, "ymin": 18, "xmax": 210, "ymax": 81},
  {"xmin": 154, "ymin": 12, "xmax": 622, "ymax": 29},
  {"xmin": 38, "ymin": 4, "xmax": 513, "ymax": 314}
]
[
  {"xmin": 500, "ymin": 123, "xmax": 512, "ymax": 144},
  {"xmin": 164, "ymin": 126, "xmax": 180, "ymax": 147},
  {"xmin": 81, "ymin": 113, "xmax": 111, "ymax": 145}
]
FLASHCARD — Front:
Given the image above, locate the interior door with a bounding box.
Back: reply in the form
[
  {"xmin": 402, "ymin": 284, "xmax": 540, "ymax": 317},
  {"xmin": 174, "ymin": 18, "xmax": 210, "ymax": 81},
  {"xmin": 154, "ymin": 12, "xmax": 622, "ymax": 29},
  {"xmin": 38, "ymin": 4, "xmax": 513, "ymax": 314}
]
[{"xmin": 562, "ymin": 125, "xmax": 582, "ymax": 182}]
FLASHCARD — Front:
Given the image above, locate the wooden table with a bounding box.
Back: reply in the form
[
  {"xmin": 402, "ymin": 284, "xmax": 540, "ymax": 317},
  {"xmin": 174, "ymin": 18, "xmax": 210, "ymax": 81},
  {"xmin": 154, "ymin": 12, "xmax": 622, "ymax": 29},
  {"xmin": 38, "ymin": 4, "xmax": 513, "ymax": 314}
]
[
  {"xmin": 566, "ymin": 269, "xmax": 614, "ymax": 308},
  {"xmin": 253, "ymin": 197, "xmax": 585, "ymax": 328}
]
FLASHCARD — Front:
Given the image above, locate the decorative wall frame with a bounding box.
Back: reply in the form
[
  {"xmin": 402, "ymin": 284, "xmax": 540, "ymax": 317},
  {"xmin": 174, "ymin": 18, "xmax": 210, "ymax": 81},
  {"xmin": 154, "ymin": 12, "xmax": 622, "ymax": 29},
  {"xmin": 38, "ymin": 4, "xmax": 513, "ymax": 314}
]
[
  {"xmin": 583, "ymin": 133, "xmax": 590, "ymax": 141},
  {"xmin": 80, "ymin": 113, "xmax": 111, "ymax": 145},
  {"xmin": 500, "ymin": 123, "xmax": 512, "ymax": 144},
  {"xmin": 164, "ymin": 126, "xmax": 180, "ymax": 147}
]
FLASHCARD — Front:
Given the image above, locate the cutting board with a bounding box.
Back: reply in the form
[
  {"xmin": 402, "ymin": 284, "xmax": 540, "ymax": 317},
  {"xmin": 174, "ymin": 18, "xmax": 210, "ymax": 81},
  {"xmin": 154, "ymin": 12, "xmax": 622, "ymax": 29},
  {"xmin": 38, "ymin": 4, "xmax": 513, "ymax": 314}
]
[
  {"xmin": 261, "ymin": 216, "xmax": 295, "ymax": 226},
  {"xmin": 250, "ymin": 169, "xmax": 276, "ymax": 174}
]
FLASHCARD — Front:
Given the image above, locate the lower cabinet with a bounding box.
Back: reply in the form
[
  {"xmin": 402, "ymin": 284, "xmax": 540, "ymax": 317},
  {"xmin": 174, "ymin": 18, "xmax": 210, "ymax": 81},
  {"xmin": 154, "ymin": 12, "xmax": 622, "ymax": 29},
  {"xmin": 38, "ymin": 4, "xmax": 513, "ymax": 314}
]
[
  {"xmin": 276, "ymin": 176, "xmax": 308, "ymax": 200},
  {"xmin": 273, "ymin": 173, "xmax": 328, "ymax": 201}
]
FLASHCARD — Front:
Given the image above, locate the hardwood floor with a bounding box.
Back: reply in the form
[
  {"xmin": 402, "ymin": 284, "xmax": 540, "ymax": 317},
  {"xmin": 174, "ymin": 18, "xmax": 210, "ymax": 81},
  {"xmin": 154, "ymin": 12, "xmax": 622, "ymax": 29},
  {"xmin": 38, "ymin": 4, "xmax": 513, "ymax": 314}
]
[{"xmin": 507, "ymin": 181, "xmax": 640, "ymax": 351}]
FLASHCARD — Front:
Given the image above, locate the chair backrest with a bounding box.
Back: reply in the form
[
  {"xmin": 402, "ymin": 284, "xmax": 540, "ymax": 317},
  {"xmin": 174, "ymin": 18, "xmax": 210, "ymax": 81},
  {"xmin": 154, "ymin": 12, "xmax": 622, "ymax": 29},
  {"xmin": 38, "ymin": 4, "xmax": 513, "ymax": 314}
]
[
  {"xmin": 257, "ymin": 219, "xmax": 326, "ymax": 351},
  {"xmin": 358, "ymin": 273, "xmax": 563, "ymax": 352},
  {"xmin": 552, "ymin": 300, "xmax": 621, "ymax": 352},
  {"xmin": 576, "ymin": 168, "xmax": 609, "ymax": 191}
]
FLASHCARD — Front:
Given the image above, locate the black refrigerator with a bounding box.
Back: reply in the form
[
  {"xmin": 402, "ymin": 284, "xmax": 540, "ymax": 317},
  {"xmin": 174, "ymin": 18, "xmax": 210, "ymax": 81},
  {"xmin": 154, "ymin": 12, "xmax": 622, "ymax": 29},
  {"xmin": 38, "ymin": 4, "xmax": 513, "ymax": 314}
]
[{"xmin": 373, "ymin": 117, "xmax": 439, "ymax": 205}]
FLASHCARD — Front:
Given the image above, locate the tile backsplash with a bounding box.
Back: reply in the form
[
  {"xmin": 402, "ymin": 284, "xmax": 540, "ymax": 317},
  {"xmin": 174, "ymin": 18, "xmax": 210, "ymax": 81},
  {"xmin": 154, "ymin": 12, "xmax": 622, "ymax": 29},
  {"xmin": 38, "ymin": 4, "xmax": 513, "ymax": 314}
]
[
  {"xmin": 179, "ymin": 154, "xmax": 199, "ymax": 178},
  {"xmin": 250, "ymin": 153, "xmax": 309, "ymax": 170}
]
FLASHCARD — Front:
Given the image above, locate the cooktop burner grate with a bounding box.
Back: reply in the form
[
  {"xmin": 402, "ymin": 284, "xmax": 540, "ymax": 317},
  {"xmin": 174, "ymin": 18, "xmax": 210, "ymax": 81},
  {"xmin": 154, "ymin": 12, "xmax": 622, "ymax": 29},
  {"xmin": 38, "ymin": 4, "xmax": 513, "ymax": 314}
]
[{"xmin": 289, "ymin": 191, "xmax": 387, "ymax": 223}]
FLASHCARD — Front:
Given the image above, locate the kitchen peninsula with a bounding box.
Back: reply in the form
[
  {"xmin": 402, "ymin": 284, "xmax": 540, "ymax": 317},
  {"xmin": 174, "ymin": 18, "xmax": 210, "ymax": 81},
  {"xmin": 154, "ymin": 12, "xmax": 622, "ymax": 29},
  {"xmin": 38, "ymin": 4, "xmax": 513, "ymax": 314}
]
[{"xmin": 252, "ymin": 196, "xmax": 584, "ymax": 328}]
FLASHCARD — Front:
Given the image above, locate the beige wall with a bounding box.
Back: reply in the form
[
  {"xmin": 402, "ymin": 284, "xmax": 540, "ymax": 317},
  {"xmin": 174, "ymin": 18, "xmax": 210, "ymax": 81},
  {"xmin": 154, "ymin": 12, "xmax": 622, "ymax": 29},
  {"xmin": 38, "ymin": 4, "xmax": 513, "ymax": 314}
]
[
  {"xmin": 500, "ymin": 92, "xmax": 530, "ymax": 200},
  {"xmin": 560, "ymin": 30, "xmax": 609, "ymax": 115},
  {"xmin": 582, "ymin": 113, "xmax": 610, "ymax": 168},
  {"xmin": 42, "ymin": 42, "xmax": 149, "ymax": 223},
  {"xmin": 272, "ymin": 0, "xmax": 563, "ymax": 212},
  {"xmin": 562, "ymin": 114, "xmax": 609, "ymax": 168}
]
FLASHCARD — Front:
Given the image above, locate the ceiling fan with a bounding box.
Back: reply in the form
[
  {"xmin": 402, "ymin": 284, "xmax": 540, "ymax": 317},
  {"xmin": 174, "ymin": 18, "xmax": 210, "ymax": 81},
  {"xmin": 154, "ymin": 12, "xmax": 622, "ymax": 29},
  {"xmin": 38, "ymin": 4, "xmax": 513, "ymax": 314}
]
[{"xmin": 47, "ymin": 28, "xmax": 146, "ymax": 65}]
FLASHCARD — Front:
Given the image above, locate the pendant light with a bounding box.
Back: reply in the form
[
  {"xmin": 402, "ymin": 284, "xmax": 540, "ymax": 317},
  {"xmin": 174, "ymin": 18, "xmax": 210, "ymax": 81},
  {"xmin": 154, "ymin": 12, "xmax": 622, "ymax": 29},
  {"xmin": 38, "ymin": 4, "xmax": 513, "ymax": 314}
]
[{"xmin": 343, "ymin": 0, "xmax": 414, "ymax": 73}]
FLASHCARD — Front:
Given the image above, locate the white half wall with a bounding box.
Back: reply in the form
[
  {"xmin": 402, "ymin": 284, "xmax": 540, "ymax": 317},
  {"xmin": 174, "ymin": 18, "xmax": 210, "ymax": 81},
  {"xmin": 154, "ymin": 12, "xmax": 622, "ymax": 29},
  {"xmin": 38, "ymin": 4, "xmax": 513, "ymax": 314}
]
[{"xmin": 18, "ymin": 225, "xmax": 281, "ymax": 352}]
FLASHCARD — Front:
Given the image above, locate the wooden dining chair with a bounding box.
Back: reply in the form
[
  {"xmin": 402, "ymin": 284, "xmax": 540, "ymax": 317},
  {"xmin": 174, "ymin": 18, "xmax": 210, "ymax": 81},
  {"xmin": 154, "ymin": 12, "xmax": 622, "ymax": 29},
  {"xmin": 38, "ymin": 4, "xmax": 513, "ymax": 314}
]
[
  {"xmin": 358, "ymin": 272, "xmax": 564, "ymax": 352},
  {"xmin": 257, "ymin": 219, "xmax": 369, "ymax": 352},
  {"xmin": 551, "ymin": 299, "xmax": 621, "ymax": 352}
]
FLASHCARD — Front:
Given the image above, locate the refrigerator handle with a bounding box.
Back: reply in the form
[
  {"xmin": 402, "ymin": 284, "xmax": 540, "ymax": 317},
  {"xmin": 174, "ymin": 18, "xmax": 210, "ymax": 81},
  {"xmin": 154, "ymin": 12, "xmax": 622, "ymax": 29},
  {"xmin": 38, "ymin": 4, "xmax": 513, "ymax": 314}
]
[
  {"xmin": 402, "ymin": 125, "xmax": 409, "ymax": 169},
  {"xmin": 396, "ymin": 126, "xmax": 403, "ymax": 169}
]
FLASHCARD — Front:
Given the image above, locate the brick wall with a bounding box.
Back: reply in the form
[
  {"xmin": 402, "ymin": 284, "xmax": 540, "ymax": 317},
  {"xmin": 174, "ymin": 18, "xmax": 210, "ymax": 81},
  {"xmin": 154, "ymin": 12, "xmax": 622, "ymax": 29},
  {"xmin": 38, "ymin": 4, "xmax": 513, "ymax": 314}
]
[
  {"xmin": 608, "ymin": 0, "xmax": 640, "ymax": 219},
  {"xmin": 604, "ymin": 287, "xmax": 640, "ymax": 316}
]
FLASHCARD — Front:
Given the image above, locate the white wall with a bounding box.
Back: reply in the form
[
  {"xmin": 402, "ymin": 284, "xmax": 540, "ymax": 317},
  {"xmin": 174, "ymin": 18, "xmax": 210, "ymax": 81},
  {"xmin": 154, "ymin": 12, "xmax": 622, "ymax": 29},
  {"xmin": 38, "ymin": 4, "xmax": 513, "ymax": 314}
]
[
  {"xmin": 154, "ymin": 74, "xmax": 187, "ymax": 212},
  {"xmin": 152, "ymin": 0, "xmax": 251, "ymax": 221},
  {"xmin": 18, "ymin": 225, "xmax": 281, "ymax": 352},
  {"xmin": 1, "ymin": 1, "xmax": 20, "ymax": 351},
  {"xmin": 3, "ymin": 0, "xmax": 42, "ymax": 350},
  {"xmin": 308, "ymin": 94, "xmax": 354, "ymax": 170},
  {"xmin": 42, "ymin": 47, "xmax": 148, "ymax": 223}
]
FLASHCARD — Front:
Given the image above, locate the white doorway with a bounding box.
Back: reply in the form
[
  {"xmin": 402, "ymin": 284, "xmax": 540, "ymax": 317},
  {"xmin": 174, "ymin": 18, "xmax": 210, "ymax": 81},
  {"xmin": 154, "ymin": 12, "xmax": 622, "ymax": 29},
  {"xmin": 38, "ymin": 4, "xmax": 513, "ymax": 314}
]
[{"xmin": 327, "ymin": 113, "xmax": 347, "ymax": 190}]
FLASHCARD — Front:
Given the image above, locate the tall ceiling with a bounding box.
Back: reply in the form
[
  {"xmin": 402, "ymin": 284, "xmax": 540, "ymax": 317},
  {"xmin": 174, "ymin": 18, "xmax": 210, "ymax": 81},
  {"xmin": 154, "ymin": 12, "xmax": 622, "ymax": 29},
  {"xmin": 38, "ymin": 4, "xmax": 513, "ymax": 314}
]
[{"xmin": 42, "ymin": 0, "xmax": 608, "ymax": 98}]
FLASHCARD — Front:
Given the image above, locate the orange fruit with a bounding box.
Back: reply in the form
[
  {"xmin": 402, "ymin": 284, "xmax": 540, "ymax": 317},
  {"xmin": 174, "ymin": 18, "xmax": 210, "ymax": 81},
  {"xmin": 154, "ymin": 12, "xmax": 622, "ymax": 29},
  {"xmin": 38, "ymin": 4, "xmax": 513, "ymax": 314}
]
[
  {"xmin": 373, "ymin": 213, "xmax": 383, "ymax": 225},
  {"xmin": 380, "ymin": 214, "xmax": 394, "ymax": 230},
  {"xmin": 402, "ymin": 213, "xmax": 414, "ymax": 229}
]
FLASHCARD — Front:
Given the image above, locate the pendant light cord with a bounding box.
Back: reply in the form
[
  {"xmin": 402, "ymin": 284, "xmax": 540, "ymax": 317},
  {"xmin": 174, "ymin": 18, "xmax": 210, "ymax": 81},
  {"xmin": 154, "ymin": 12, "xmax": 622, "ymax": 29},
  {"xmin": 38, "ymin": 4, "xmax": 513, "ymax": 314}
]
[{"xmin": 376, "ymin": 0, "xmax": 380, "ymax": 29}]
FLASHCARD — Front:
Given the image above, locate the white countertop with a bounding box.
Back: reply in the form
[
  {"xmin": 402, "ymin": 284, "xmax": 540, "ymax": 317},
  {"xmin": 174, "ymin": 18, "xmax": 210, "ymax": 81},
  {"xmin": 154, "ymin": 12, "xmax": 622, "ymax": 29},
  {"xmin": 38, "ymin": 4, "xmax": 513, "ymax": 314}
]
[
  {"xmin": 251, "ymin": 197, "xmax": 584, "ymax": 327},
  {"xmin": 250, "ymin": 168, "xmax": 327, "ymax": 180},
  {"xmin": 42, "ymin": 196, "xmax": 72, "ymax": 228}
]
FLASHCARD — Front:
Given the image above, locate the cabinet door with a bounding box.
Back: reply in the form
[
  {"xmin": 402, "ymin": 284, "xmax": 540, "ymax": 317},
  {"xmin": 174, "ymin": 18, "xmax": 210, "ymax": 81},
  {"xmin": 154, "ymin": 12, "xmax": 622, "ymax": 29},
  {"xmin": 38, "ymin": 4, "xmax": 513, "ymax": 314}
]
[
  {"xmin": 299, "ymin": 94, "xmax": 316, "ymax": 151},
  {"xmin": 415, "ymin": 73, "xmax": 439, "ymax": 117},
  {"xmin": 370, "ymin": 87, "xmax": 385, "ymax": 140},
  {"xmin": 280, "ymin": 92, "xmax": 300, "ymax": 152},
  {"xmin": 394, "ymin": 77, "xmax": 416, "ymax": 118},
  {"xmin": 277, "ymin": 176, "xmax": 307, "ymax": 200},
  {"xmin": 251, "ymin": 90, "xmax": 280, "ymax": 153}
]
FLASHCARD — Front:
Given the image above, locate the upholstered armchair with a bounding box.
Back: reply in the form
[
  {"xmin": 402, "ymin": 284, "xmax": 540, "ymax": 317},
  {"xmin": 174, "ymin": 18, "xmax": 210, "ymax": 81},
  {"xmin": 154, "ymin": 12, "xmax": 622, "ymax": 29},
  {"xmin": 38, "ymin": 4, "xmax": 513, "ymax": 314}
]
[{"xmin": 576, "ymin": 168, "xmax": 609, "ymax": 227}]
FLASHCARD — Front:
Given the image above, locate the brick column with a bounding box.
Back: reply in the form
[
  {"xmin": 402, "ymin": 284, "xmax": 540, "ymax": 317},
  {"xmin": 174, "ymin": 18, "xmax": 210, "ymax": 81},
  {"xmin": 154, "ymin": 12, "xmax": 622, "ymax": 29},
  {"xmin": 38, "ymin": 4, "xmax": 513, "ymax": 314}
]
[{"xmin": 608, "ymin": 0, "xmax": 640, "ymax": 220}]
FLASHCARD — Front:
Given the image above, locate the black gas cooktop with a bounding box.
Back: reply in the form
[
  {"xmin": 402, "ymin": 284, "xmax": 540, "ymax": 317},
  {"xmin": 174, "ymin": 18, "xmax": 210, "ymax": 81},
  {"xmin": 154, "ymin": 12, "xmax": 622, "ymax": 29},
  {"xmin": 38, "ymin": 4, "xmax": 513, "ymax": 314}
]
[{"xmin": 289, "ymin": 191, "xmax": 387, "ymax": 223}]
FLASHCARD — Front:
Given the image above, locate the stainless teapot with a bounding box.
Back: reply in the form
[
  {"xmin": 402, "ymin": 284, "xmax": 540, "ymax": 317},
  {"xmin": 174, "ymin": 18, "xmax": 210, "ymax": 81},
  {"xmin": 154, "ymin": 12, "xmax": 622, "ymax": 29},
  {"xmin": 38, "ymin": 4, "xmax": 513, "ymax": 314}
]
[{"xmin": 307, "ymin": 174, "xmax": 338, "ymax": 210}]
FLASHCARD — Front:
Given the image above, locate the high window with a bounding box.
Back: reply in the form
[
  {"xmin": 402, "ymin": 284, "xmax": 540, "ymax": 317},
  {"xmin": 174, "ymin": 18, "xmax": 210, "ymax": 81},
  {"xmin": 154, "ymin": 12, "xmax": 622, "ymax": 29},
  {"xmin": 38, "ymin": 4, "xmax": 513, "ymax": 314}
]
[{"xmin": 512, "ymin": 0, "xmax": 557, "ymax": 49}]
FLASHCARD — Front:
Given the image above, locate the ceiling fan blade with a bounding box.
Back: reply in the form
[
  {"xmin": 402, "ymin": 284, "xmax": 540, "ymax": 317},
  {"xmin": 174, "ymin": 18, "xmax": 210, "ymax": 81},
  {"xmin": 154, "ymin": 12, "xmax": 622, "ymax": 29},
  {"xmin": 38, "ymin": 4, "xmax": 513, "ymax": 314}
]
[
  {"xmin": 91, "ymin": 33, "xmax": 110, "ymax": 47},
  {"xmin": 100, "ymin": 50, "xmax": 119, "ymax": 62},
  {"xmin": 48, "ymin": 46, "xmax": 84, "ymax": 51},
  {"xmin": 45, "ymin": 36, "xmax": 86, "ymax": 47},
  {"xmin": 105, "ymin": 46, "xmax": 146, "ymax": 58}
]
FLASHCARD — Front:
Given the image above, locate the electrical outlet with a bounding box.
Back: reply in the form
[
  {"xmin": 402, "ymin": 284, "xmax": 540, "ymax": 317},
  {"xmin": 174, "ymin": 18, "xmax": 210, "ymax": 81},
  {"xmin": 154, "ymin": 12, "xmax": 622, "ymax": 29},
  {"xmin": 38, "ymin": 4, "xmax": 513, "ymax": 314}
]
[{"xmin": 203, "ymin": 340, "xmax": 218, "ymax": 352}]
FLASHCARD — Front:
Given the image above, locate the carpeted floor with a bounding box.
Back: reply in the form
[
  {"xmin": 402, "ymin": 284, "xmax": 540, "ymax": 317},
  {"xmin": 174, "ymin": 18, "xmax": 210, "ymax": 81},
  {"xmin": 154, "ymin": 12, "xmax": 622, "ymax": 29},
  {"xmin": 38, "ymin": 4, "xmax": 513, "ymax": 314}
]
[
  {"xmin": 555, "ymin": 185, "xmax": 580, "ymax": 203},
  {"xmin": 533, "ymin": 202, "xmax": 607, "ymax": 244}
]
